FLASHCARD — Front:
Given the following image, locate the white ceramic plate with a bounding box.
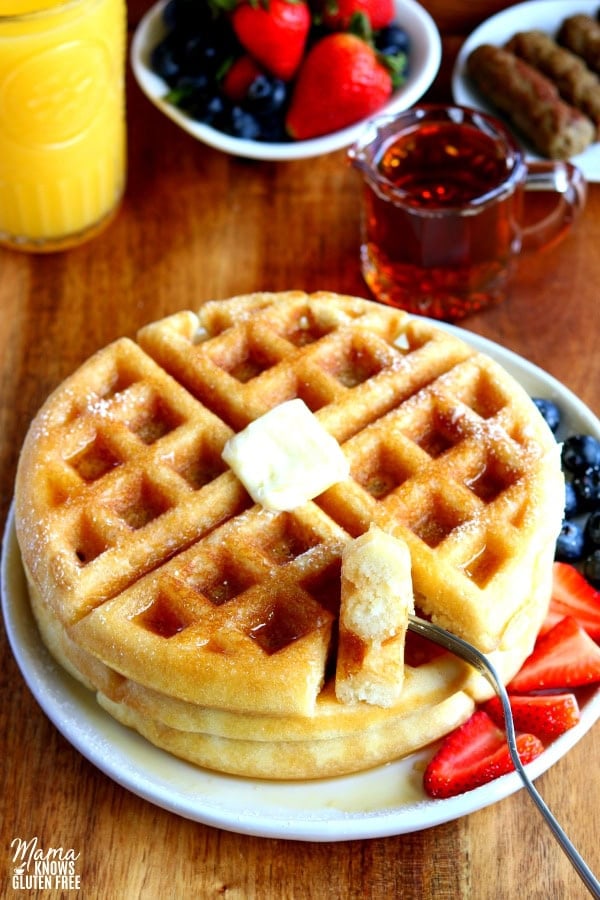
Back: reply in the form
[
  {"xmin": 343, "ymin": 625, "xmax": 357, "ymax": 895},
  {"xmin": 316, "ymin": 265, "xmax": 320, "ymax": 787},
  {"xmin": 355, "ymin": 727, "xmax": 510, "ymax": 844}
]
[
  {"xmin": 3, "ymin": 323, "xmax": 600, "ymax": 840},
  {"xmin": 452, "ymin": 0, "xmax": 600, "ymax": 182},
  {"xmin": 130, "ymin": 0, "xmax": 442, "ymax": 161}
]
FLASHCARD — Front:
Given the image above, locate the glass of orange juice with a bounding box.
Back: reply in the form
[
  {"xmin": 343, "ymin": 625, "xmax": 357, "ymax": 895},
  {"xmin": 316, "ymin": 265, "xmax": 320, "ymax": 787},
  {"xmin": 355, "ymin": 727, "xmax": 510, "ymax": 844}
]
[{"xmin": 0, "ymin": 0, "xmax": 126, "ymax": 251}]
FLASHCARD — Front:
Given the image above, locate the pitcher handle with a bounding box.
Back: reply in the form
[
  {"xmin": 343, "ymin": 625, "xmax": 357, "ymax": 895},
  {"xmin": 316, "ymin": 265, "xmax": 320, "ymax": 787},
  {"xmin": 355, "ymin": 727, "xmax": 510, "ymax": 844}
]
[{"xmin": 521, "ymin": 161, "xmax": 587, "ymax": 253}]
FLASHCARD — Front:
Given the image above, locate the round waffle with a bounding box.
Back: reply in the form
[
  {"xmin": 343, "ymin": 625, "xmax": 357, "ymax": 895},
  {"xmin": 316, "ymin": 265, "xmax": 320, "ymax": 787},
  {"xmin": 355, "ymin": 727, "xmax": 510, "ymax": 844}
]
[{"xmin": 15, "ymin": 291, "xmax": 564, "ymax": 778}]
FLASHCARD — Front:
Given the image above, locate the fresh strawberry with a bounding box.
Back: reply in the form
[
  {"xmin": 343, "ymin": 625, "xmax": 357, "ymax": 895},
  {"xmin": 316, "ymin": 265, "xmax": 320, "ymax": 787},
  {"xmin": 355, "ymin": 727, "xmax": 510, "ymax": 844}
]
[
  {"xmin": 483, "ymin": 693, "xmax": 580, "ymax": 742},
  {"xmin": 509, "ymin": 615, "xmax": 600, "ymax": 693},
  {"xmin": 230, "ymin": 0, "xmax": 311, "ymax": 81},
  {"xmin": 423, "ymin": 710, "xmax": 543, "ymax": 799},
  {"xmin": 286, "ymin": 33, "xmax": 392, "ymax": 140},
  {"xmin": 320, "ymin": 0, "xmax": 394, "ymax": 31},
  {"xmin": 221, "ymin": 55, "xmax": 264, "ymax": 102},
  {"xmin": 541, "ymin": 562, "xmax": 600, "ymax": 640}
]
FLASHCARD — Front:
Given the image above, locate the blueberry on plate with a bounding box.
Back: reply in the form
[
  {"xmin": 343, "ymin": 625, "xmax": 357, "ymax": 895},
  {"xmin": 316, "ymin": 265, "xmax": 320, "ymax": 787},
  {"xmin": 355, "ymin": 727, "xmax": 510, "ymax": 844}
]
[
  {"xmin": 564, "ymin": 480, "xmax": 579, "ymax": 518},
  {"xmin": 584, "ymin": 510, "xmax": 600, "ymax": 549},
  {"xmin": 583, "ymin": 548, "xmax": 600, "ymax": 588},
  {"xmin": 532, "ymin": 397, "xmax": 561, "ymax": 433},
  {"xmin": 572, "ymin": 465, "xmax": 600, "ymax": 512},
  {"xmin": 555, "ymin": 519, "xmax": 585, "ymax": 562},
  {"xmin": 561, "ymin": 434, "xmax": 600, "ymax": 474}
]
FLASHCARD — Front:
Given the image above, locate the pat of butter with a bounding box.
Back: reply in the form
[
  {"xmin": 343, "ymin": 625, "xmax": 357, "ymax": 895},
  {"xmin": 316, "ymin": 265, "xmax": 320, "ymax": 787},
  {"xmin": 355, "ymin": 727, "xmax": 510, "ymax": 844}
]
[{"xmin": 221, "ymin": 399, "xmax": 350, "ymax": 511}]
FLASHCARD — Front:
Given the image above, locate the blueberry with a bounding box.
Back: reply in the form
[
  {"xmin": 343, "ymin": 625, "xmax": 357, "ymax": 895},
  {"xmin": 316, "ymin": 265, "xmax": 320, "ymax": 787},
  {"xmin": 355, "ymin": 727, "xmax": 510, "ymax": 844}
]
[
  {"xmin": 564, "ymin": 480, "xmax": 579, "ymax": 518},
  {"xmin": 163, "ymin": 0, "xmax": 214, "ymax": 30},
  {"xmin": 166, "ymin": 73, "xmax": 218, "ymax": 120},
  {"xmin": 177, "ymin": 34, "xmax": 225, "ymax": 79},
  {"xmin": 246, "ymin": 76, "xmax": 289, "ymax": 117},
  {"xmin": 375, "ymin": 24, "xmax": 411, "ymax": 56},
  {"xmin": 229, "ymin": 107, "xmax": 263, "ymax": 140},
  {"xmin": 201, "ymin": 94, "xmax": 231, "ymax": 127},
  {"xmin": 583, "ymin": 549, "xmax": 600, "ymax": 588},
  {"xmin": 555, "ymin": 519, "xmax": 585, "ymax": 562},
  {"xmin": 584, "ymin": 510, "xmax": 600, "ymax": 549},
  {"xmin": 212, "ymin": 104, "xmax": 262, "ymax": 140},
  {"xmin": 572, "ymin": 465, "xmax": 600, "ymax": 511},
  {"xmin": 561, "ymin": 434, "xmax": 600, "ymax": 474},
  {"xmin": 532, "ymin": 397, "xmax": 561, "ymax": 434},
  {"xmin": 177, "ymin": 72, "xmax": 213, "ymax": 97},
  {"xmin": 254, "ymin": 115, "xmax": 291, "ymax": 143},
  {"xmin": 374, "ymin": 25, "xmax": 410, "ymax": 87},
  {"xmin": 151, "ymin": 34, "xmax": 184, "ymax": 86}
]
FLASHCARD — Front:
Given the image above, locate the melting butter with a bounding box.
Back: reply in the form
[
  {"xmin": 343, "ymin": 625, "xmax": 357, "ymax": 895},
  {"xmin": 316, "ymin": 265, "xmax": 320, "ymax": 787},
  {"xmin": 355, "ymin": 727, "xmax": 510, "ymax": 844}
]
[{"xmin": 221, "ymin": 399, "xmax": 350, "ymax": 511}]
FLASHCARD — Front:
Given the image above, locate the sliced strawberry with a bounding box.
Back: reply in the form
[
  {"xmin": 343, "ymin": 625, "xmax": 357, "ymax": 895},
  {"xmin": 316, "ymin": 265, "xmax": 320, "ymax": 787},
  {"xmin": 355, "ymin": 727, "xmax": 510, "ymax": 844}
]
[
  {"xmin": 509, "ymin": 615, "xmax": 600, "ymax": 693},
  {"xmin": 222, "ymin": 55, "xmax": 263, "ymax": 103},
  {"xmin": 423, "ymin": 710, "xmax": 543, "ymax": 800},
  {"xmin": 483, "ymin": 692, "xmax": 580, "ymax": 742},
  {"xmin": 230, "ymin": 0, "xmax": 311, "ymax": 82},
  {"xmin": 544, "ymin": 562, "xmax": 600, "ymax": 640},
  {"xmin": 538, "ymin": 605, "xmax": 564, "ymax": 637}
]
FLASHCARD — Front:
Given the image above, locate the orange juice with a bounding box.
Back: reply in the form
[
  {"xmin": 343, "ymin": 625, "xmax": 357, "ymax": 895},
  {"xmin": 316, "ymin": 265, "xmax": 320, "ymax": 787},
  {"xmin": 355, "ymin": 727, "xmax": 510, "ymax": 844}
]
[{"xmin": 0, "ymin": 0, "xmax": 126, "ymax": 250}]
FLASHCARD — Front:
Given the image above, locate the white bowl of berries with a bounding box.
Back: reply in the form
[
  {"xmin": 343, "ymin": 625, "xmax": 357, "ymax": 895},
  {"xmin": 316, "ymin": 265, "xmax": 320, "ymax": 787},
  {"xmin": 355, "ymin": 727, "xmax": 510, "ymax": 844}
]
[{"xmin": 131, "ymin": 0, "xmax": 441, "ymax": 161}]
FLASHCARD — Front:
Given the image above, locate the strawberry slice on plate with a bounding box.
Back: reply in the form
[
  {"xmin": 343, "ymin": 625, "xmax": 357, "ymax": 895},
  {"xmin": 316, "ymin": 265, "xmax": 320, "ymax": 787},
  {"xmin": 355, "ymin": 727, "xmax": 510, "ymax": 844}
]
[
  {"xmin": 541, "ymin": 562, "xmax": 600, "ymax": 640},
  {"xmin": 509, "ymin": 615, "xmax": 600, "ymax": 693},
  {"xmin": 423, "ymin": 710, "xmax": 543, "ymax": 800},
  {"xmin": 483, "ymin": 693, "xmax": 580, "ymax": 742}
]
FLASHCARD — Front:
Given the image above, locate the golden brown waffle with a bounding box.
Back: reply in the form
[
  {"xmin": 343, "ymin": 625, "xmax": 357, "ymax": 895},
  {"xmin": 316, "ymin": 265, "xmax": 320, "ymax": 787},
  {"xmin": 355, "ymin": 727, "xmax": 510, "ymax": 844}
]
[{"xmin": 15, "ymin": 291, "xmax": 564, "ymax": 778}]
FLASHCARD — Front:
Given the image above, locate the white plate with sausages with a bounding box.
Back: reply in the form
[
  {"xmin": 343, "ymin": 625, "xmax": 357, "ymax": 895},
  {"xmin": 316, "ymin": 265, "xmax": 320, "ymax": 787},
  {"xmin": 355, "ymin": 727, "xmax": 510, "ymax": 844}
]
[{"xmin": 452, "ymin": 0, "xmax": 600, "ymax": 182}]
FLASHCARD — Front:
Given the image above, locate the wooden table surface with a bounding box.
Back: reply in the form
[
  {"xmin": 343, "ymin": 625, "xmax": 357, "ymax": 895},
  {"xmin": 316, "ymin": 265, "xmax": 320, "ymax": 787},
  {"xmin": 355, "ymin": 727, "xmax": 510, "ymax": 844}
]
[{"xmin": 1, "ymin": 2, "xmax": 599, "ymax": 897}]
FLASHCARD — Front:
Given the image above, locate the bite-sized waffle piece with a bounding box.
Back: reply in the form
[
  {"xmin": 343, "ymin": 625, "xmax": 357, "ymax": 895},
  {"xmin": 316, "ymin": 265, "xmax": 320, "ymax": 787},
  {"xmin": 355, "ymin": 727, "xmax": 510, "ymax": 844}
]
[
  {"xmin": 335, "ymin": 525, "xmax": 414, "ymax": 708},
  {"xmin": 15, "ymin": 291, "xmax": 564, "ymax": 778}
]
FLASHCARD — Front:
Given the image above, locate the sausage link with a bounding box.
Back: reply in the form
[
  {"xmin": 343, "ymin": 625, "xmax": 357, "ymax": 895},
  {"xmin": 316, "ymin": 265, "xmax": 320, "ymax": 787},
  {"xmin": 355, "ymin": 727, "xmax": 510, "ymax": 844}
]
[
  {"xmin": 467, "ymin": 44, "xmax": 595, "ymax": 159},
  {"xmin": 507, "ymin": 30, "xmax": 600, "ymax": 134},
  {"xmin": 558, "ymin": 14, "xmax": 600, "ymax": 74}
]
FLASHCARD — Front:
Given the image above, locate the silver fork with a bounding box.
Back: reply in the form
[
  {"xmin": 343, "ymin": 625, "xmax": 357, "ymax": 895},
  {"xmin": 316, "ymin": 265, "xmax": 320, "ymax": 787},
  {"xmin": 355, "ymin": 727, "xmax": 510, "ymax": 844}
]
[{"xmin": 408, "ymin": 614, "xmax": 600, "ymax": 899}]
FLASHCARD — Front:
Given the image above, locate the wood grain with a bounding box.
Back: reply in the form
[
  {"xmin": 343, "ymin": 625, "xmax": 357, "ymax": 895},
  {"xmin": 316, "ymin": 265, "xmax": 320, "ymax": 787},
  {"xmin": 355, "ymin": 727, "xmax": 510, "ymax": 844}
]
[{"xmin": 1, "ymin": 3, "xmax": 599, "ymax": 897}]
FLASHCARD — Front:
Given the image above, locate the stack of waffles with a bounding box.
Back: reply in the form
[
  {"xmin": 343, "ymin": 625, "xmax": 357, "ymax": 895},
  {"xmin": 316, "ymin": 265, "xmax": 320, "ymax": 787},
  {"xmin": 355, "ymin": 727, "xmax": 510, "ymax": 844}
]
[{"xmin": 15, "ymin": 292, "xmax": 564, "ymax": 779}]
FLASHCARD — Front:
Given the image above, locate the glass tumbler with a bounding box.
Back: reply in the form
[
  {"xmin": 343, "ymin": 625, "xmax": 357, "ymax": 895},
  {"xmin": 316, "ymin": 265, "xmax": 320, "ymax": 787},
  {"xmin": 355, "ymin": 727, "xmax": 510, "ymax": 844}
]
[{"xmin": 0, "ymin": 0, "xmax": 126, "ymax": 252}]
